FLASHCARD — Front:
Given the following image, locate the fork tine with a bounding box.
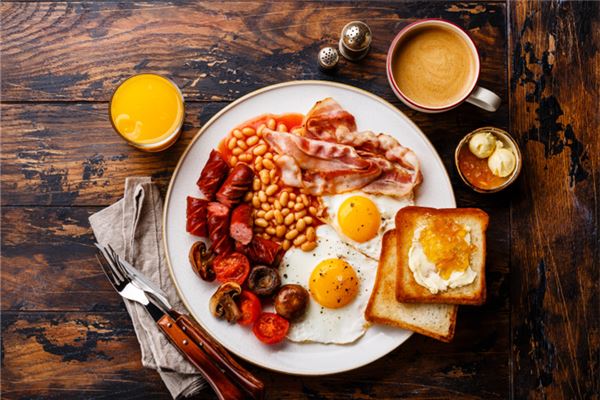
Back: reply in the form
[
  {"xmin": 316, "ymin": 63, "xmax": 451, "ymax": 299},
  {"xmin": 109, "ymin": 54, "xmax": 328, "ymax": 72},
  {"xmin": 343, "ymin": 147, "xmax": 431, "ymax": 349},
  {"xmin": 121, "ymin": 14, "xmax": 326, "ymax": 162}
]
[
  {"xmin": 95, "ymin": 243, "xmax": 127, "ymax": 287},
  {"xmin": 106, "ymin": 245, "xmax": 130, "ymax": 282},
  {"xmin": 96, "ymin": 253, "xmax": 122, "ymax": 289},
  {"xmin": 102, "ymin": 244, "xmax": 121, "ymax": 274}
]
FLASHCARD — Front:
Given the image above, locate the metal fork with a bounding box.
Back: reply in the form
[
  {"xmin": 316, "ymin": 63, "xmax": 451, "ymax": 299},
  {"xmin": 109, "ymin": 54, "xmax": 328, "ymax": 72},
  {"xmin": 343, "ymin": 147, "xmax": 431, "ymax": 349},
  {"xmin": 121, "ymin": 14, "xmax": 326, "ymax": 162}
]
[
  {"xmin": 95, "ymin": 248, "xmax": 165, "ymax": 318},
  {"xmin": 95, "ymin": 243, "xmax": 261, "ymax": 400}
]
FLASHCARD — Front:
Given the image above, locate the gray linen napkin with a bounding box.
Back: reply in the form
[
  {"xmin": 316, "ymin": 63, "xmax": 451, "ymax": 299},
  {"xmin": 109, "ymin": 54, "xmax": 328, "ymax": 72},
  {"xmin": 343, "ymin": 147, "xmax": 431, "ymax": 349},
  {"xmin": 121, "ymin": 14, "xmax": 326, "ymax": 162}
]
[{"xmin": 89, "ymin": 177, "xmax": 205, "ymax": 399}]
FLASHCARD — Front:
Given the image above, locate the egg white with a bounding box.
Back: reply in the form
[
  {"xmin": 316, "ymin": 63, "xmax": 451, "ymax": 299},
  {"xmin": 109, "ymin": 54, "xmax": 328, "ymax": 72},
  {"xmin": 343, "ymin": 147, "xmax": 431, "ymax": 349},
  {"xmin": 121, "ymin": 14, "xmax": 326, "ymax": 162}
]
[
  {"xmin": 320, "ymin": 191, "xmax": 413, "ymax": 260},
  {"xmin": 279, "ymin": 225, "xmax": 378, "ymax": 344}
]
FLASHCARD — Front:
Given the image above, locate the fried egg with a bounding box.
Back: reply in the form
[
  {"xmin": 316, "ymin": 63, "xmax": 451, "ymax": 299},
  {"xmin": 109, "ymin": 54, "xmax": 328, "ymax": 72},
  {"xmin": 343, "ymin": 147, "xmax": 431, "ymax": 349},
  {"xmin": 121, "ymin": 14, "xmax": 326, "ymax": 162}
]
[
  {"xmin": 321, "ymin": 191, "xmax": 413, "ymax": 259},
  {"xmin": 279, "ymin": 224, "xmax": 377, "ymax": 344}
]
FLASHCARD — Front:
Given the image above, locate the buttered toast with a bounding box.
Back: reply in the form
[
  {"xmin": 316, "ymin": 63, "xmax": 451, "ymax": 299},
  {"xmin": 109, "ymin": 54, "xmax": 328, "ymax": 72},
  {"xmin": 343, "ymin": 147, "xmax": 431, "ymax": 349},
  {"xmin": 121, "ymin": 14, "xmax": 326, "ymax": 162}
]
[
  {"xmin": 365, "ymin": 230, "xmax": 457, "ymax": 342},
  {"xmin": 395, "ymin": 207, "xmax": 488, "ymax": 305}
]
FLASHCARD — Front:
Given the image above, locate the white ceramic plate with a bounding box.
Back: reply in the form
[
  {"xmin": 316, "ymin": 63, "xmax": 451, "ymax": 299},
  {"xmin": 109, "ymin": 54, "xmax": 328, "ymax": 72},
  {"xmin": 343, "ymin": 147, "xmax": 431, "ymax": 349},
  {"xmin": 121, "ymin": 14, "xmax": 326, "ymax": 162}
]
[{"xmin": 163, "ymin": 81, "xmax": 455, "ymax": 375}]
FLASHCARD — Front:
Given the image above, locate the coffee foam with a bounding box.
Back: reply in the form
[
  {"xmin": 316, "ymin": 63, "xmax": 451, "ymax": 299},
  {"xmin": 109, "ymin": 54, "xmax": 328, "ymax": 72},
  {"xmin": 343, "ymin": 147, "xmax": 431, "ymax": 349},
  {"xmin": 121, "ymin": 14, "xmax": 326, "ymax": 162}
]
[{"xmin": 391, "ymin": 25, "xmax": 477, "ymax": 108}]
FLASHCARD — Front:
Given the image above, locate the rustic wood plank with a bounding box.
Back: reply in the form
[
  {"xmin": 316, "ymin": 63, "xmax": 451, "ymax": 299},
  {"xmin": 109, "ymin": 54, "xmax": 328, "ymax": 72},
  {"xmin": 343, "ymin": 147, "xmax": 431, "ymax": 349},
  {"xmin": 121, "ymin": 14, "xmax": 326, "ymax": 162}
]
[
  {"xmin": 0, "ymin": 1, "xmax": 514, "ymax": 399},
  {"xmin": 0, "ymin": 101, "xmax": 508, "ymax": 207},
  {"xmin": 508, "ymin": 1, "xmax": 599, "ymax": 399},
  {"xmin": 0, "ymin": 102, "xmax": 222, "ymax": 206},
  {"xmin": 1, "ymin": 310, "xmax": 508, "ymax": 400},
  {"xmin": 0, "ymin": 1, "xmax": 506, "ymax": 103},
  {"xmin": 1, "ymin": 311, "xmax": 172, "ymax": 400}
]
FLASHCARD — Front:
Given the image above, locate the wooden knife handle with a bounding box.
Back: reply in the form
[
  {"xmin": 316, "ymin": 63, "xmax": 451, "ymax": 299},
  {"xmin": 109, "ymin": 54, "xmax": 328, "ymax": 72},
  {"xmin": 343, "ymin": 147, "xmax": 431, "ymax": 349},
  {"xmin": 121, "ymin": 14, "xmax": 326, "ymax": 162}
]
[
  {"xmin": 158, "ymin": 314, "xmax": 245, "ymax": 400},
  {"xmin": 173, "ymin": 312, "xmax": 265, "ymax": 400}
]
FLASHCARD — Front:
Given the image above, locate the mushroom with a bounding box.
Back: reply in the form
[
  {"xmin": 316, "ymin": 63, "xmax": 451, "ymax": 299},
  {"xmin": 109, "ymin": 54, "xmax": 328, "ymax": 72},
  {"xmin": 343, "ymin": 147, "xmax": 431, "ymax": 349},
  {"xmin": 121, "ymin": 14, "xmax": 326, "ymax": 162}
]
[
  {"xmin": 274, "ymin": 284, "xmax": 309, "ymax": 320},
  {"xmin": 189, "ymin": 241, "xmax": 216, "ymax": 281},
  {"xmin": 209, "ymin": 282, "xmax": 242, "ymax": 323},
  {"xmin": 247, "ymin": 265, "xmax": 281, "ymax": 296}
]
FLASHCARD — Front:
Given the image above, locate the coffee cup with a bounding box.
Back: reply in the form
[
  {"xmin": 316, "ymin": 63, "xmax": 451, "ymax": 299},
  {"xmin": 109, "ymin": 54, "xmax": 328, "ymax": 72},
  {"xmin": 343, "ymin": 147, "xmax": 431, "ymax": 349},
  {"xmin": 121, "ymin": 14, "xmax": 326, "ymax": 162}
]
[{"xmin": 386, "ymin": 19, "xmax": 501, "ymax": 113}]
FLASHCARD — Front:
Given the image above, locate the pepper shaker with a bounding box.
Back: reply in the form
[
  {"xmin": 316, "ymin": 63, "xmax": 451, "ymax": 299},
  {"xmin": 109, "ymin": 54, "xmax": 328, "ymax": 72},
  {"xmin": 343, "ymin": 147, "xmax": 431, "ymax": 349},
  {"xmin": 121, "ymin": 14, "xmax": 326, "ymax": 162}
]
[
  {"xmin": 318, "ymin": 46, "xmax": 340, "ymax": 70},
  {"xmin": 339, "ymin": 21, "xmax": 372, "ymax": 61}
]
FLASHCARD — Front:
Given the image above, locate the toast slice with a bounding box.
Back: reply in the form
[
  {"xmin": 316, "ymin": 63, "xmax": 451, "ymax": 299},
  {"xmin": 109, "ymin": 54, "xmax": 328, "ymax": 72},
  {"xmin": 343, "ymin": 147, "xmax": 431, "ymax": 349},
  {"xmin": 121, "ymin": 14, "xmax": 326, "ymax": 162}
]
[
  {"xmin": 365, "ymin": 230, "xmax": 457, "ymax": 342},
  {"xmin": 395, "ymin": 207, "xmax": 488, "ymax": 305}
]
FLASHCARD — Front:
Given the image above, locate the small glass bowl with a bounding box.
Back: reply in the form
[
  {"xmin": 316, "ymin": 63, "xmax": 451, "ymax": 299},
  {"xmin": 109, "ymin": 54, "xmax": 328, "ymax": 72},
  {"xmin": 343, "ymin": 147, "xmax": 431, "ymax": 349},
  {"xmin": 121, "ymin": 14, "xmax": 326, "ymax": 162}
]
[{"xmin": 455, "ymin": 127, "xmax": 522, "ymax": 193}]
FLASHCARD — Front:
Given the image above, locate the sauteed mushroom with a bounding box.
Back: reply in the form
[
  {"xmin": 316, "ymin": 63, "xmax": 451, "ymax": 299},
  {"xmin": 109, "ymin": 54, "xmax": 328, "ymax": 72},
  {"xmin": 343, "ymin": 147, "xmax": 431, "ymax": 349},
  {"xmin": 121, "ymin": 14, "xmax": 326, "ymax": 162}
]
[
  {"xmin": 209, "ymin": 282, "xmax": 242, "ymax": 323},
  {"xmin": 248, "ymin": 265, "xmax": 280, "ymax": 296},
  {"xmin": 189, "ymin": 241, "xmax": 216, "ymax": 281},
  {"xmin": 274, "ymin": 284, "xmax": 309, "ymax": 320}
]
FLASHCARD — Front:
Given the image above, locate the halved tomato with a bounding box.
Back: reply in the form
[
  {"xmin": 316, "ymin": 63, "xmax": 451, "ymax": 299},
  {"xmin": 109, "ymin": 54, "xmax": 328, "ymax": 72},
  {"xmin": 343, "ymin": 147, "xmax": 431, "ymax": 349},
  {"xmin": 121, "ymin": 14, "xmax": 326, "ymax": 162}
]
[
  {"xmin": 252, "ymin": 312, "xmax": 289, "ymax": 344},
  {"xmin": 237, "ymin": 291, "xmax": 262, "ymax": 326},
  {"xmin": 213, "ymin": 252, "xmax": 250, "ymax": 285}
]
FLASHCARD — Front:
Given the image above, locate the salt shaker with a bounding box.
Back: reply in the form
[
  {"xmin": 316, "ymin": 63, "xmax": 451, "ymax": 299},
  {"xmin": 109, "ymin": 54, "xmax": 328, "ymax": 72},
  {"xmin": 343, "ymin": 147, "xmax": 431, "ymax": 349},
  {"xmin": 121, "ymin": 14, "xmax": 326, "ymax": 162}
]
[
  {"xmin": 339, "ymin": 21, "xmax": 372, "ymax": 61},
  {"xmin": 318, "ymin": 46, "xmax": 340, "ymax": 70}
]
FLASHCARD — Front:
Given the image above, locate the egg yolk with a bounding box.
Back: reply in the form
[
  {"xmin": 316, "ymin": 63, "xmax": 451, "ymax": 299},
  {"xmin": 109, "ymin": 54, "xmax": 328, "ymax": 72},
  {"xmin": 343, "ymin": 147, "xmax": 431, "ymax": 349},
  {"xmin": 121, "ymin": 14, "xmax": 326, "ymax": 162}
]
[
  {"xmin": 309, "ymin": 259, "xmax": 359, "ymax": 309},
  {"xmin": 337, "ymin": 196, "xmax": 381, "ymax": 243},
  {"xmin": 419, "ymin": 218, "xmax": 476, "ymax": 279}
]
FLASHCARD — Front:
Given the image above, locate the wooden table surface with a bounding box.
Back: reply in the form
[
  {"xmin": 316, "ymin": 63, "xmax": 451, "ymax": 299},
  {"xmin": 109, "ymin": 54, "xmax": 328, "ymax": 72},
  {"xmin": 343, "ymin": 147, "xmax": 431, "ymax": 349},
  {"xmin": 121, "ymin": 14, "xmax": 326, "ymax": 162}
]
[{"xmin": 1, "ymin": 1, "xmax": 598, "ymax": 399}]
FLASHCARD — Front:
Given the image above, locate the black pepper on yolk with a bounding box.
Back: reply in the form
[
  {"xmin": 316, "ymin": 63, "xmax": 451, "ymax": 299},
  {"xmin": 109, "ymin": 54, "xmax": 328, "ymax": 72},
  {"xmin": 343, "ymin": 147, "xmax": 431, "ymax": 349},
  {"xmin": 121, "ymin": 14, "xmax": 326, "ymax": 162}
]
[
  {"xmin": 419, "ymin": 217, "xmax": 476, "ymax": 279},
  {"xmin": 337, "ymin": 196, "xmax": 381, "ymax": 243},
  {"xmin": 309, "ymin": 259, "xmax": 359, "ymax": 309}
]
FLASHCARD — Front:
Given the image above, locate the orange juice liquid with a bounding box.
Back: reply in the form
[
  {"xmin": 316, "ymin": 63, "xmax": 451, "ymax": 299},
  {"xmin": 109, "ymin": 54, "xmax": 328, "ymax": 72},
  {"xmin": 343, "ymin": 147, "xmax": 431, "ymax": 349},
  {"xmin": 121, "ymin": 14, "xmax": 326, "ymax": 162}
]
[{"xmin": 110, "ymin": 74, "xmax": 184, "ymax": 151}]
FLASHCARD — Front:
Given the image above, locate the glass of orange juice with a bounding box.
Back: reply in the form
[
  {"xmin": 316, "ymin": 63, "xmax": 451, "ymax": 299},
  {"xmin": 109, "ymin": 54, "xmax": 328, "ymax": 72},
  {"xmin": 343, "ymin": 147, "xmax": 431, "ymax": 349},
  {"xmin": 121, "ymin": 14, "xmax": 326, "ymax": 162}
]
[{"xmin": 110, "ymin": 73, "xmax": 184, "ymax": 152}]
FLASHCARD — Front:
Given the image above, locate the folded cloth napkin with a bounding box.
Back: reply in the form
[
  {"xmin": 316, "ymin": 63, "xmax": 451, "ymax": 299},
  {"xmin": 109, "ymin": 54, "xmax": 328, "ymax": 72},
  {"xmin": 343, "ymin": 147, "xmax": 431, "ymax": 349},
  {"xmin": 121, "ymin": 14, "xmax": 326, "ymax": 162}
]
[{"xmin": 89, "ymin": 177, "xmax": 205, "ymax": 399}]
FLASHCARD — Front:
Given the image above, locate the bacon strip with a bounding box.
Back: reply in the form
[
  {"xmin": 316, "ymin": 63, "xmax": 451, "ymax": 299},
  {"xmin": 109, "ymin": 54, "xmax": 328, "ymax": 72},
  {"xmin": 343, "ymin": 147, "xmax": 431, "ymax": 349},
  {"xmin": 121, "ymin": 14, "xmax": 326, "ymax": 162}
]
[
  {"xmin": 302, "ymin": 97, "xmax": 357, "ymax": 142},
  {"xmin": 263, "ymin": 130, "xmax": 381, "ymax": 195},
  {"xmin": 302, "ymin": 98, "xmax": 422, "ymax": 197}
]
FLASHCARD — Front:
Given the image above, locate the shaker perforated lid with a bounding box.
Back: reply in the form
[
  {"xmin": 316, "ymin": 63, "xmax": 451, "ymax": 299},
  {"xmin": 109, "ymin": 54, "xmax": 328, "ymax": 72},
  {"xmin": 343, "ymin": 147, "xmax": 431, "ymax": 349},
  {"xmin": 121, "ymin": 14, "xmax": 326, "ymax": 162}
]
[
  {"xmin": 318, "ymin": 46, "xmax": 340, "ymax": 70},
  {"xmin": 339, "ymin": 21, "xmax": 372, "ymax": 61}
]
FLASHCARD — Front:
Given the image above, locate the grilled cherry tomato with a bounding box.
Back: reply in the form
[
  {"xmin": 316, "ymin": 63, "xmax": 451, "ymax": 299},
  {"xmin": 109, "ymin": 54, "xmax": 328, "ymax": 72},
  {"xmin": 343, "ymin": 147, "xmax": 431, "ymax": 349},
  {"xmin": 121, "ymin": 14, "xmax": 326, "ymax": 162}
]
[
  {"xmin": 237, "ymin": 290, "xmax": 261, "ymax": 326},
  {"xmin": 213, "ymin": 252, "xmax": 250, "ymax": 285},
  {"xmin": 252, "ymin": 312, "xmax": 289, "ymax": 344}
]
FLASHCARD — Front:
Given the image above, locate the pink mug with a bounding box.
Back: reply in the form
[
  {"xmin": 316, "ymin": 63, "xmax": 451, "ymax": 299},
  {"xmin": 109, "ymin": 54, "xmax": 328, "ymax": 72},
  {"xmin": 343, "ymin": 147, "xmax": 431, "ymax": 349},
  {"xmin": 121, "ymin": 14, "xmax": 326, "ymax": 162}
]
[{"xmin": 386, "ymin": 19, "xmax": 501, "ymax": 113}]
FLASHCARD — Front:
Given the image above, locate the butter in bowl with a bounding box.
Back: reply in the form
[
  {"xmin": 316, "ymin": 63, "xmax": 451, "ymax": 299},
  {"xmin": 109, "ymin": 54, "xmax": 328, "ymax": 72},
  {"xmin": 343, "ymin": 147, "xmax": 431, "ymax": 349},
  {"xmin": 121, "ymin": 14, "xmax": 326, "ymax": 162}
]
[{"xmin": 455, "ymin": 127, "xmax": 522, "ymax": 193}]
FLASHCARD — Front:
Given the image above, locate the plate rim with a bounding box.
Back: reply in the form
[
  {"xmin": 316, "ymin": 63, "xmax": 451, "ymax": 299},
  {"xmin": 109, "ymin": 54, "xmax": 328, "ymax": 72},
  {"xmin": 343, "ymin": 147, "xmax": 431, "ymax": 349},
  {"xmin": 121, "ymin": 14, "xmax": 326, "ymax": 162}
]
[{"xmin": 163, "ymin": 80, "xmax": 456, "ymax": 375}]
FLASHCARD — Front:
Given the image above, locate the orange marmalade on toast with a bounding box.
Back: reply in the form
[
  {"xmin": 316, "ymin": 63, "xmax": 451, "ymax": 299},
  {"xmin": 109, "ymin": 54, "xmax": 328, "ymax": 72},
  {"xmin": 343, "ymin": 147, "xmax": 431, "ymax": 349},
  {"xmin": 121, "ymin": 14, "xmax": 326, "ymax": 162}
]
[
  {"xmin": 419, "ymin": 218, "xmax": 475, "ymax": 280},
  {"xmin": 408, "ymin": 215, "xmax": 477, "ymax": 294}
]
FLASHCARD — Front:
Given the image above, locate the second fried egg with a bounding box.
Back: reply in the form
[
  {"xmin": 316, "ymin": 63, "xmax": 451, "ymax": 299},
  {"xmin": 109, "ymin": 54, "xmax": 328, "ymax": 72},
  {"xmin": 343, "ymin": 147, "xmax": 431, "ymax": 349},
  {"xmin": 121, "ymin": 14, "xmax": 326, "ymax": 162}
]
[{"xmin": 321, "ymin": 191, "xmax": 413, "ymax": 259}]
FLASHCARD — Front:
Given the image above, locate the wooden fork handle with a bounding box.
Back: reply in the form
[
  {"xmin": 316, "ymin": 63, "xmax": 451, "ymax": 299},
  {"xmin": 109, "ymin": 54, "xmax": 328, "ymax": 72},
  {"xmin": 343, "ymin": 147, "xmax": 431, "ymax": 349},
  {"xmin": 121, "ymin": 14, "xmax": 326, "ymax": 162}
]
[
  {"xmin": 173, "ymin": 312, "xmax": 265, "ymax": 400},
  {"xmin": 158, "ymin": 314, "xmax": 245, "ymax": 400}
]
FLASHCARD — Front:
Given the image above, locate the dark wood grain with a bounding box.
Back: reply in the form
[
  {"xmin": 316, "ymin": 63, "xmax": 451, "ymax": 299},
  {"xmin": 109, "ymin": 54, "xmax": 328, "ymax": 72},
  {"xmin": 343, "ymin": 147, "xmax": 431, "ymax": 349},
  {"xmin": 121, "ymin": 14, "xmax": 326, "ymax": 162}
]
[
  {"xmin": 1, "ymin": 310, "xmax": 509, "ymax": 400},
  {"xmin": 1, "ymin": 311, "xmax": 172, "ymax": 400},
  {"xmin": 0, "ymin": 1, "xmax": 506, "ymax": 103},
  {"xmin": 0, "ymin": 1, "xmax": 512, "ymax": 399},
  {"xmin": 4, "ymin": 0, "xmax": 596, "ymax": 399},
  {"xmin": 508, "ymin": 1, "xmax": 599, "ymax": 399}
]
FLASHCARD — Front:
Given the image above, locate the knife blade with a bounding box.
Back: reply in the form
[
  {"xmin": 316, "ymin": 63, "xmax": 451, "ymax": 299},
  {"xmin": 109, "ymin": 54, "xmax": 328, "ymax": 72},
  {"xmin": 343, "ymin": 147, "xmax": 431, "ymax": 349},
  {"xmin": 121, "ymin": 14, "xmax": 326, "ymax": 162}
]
[{"xmin": 95, "ymin": 243, "xmax": 264, "ymax": 400}]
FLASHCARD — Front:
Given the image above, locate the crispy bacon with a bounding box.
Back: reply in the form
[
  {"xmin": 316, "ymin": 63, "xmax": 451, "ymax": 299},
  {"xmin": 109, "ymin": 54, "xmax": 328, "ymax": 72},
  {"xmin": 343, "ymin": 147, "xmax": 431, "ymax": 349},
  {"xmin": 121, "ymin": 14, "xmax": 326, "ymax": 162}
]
[
  {"xmin": 302, "ymin": 97, "xmax": 357, "ymax": 142},
  {"xmin": 263, "ymin": 130, "xmax": 382, "ymax": 195},
  {"xmin": 358, "ymin": 151, "xmax": 419, "ymax": 198},
  {"xmin": 301, "ymin": 98, "xmax": 422, "ymax": 197}
]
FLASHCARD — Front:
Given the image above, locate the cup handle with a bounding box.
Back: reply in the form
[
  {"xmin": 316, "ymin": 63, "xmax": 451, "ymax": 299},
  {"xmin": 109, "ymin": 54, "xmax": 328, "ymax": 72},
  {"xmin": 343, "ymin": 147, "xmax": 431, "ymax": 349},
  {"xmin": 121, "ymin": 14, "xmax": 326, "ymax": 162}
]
[{"xmin": 466, "ymin": 86, "xmax": 501, "ymax": 112}]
